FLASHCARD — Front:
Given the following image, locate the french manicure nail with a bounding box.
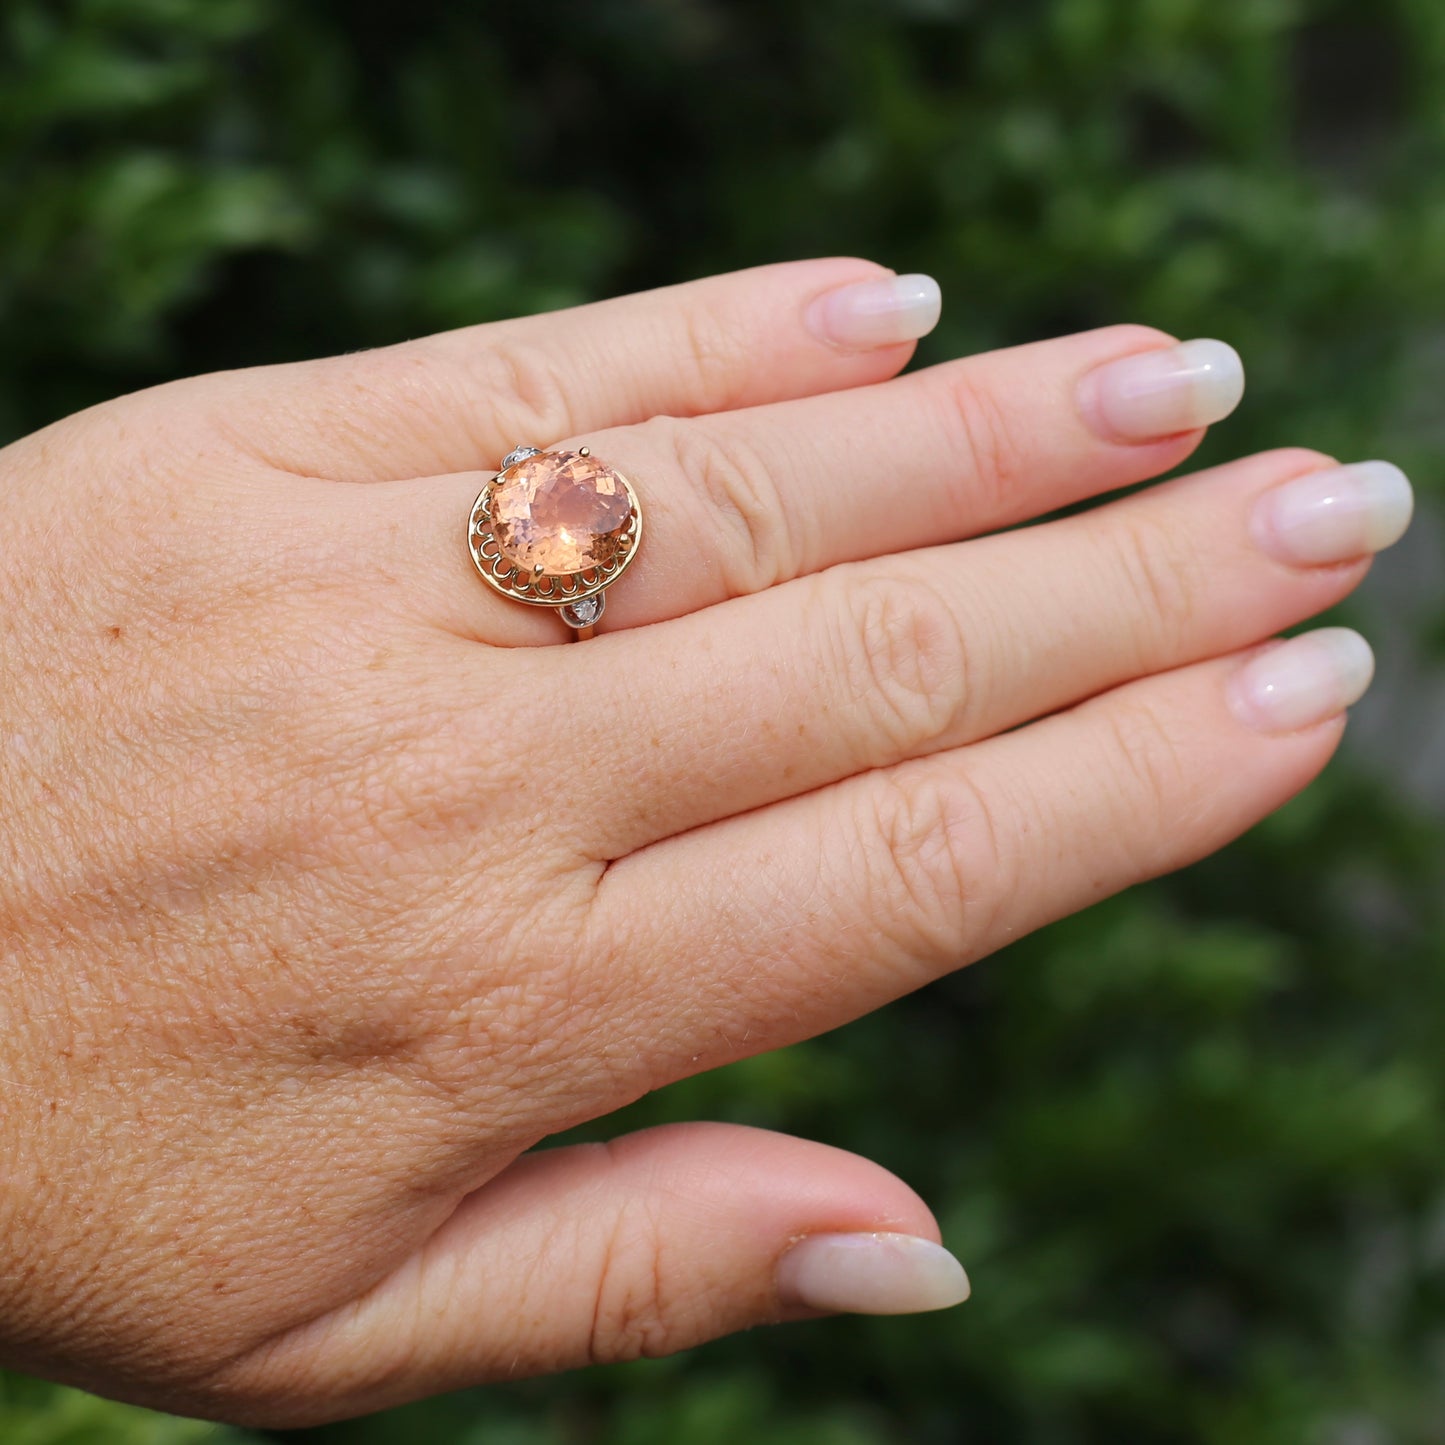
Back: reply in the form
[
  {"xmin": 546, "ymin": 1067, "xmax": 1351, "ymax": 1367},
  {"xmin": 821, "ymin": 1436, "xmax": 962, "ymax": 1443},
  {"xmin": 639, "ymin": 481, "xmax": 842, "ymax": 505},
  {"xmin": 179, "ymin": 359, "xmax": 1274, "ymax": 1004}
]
[
  {"xmin": 1080, "ymin": 339, "xmax": 1245, "ymax": 442},
  {"xmin": 1226, "ymin": 627, "xmax": 1375, "ymax": 734},
  {"xmin": 804, "ymin": 274, "xmax": 942, "ymax": 351},
  {"xmin": 776, "ymin": 1232, "xmax": 971, "ymax": 1315},
  {"xmin": 1251, "ymin": 461, "xmax": 1415, "ymax": 566}
]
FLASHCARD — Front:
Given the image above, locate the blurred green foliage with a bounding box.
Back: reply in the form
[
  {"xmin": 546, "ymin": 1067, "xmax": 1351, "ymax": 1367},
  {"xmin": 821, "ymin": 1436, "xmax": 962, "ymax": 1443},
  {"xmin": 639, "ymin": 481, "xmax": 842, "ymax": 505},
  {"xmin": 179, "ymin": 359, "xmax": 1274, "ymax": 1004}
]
[{"xmin": 2, "ymin": 0, "xmax": 1443, "ymax": 1441}]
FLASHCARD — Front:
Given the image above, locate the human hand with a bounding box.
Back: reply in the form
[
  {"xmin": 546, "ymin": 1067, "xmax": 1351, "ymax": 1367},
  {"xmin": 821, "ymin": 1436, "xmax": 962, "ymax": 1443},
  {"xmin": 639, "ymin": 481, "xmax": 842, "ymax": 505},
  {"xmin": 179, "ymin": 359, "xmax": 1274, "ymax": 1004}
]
[{"xmin": 0, "ymin": 259, "xmax": 1411, "ymax": 1424}]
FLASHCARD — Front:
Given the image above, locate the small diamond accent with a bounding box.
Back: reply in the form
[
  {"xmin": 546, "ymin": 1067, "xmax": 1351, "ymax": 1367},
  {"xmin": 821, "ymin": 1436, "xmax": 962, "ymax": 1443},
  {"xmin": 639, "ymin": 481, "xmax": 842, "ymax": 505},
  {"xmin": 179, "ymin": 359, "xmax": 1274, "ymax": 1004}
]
[
  {"xmin": 500, "ymin": 445, "xmax": 541, "ymax": 470},
  {"xmin": 561, "ymin": 596, "xmax": 604, "ymax": 629}
]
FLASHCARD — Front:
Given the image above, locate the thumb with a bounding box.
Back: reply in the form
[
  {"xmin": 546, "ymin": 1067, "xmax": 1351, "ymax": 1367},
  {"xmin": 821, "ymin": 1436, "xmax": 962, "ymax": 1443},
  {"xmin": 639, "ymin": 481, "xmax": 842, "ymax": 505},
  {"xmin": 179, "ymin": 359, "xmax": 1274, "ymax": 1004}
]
[{"xmin": 215, "ymin": 1121, "xmax": 970, "ymax": 1427}]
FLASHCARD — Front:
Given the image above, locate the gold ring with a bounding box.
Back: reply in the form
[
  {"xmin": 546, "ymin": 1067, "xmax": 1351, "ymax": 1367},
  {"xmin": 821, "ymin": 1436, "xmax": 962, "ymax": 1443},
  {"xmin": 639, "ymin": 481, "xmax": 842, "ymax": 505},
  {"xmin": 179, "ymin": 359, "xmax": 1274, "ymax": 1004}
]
[{"xmin": 467, "ymin": 444, "xmax": 644, "ymax": 640}]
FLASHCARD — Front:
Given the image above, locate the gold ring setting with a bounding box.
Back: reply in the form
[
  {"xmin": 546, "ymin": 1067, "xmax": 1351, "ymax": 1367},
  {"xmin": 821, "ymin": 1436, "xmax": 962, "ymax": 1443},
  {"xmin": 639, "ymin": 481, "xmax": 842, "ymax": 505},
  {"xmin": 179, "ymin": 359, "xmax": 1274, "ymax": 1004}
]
[{"xmin": 468, "ymin": 444, "xmax": 644, "ymax": 639}]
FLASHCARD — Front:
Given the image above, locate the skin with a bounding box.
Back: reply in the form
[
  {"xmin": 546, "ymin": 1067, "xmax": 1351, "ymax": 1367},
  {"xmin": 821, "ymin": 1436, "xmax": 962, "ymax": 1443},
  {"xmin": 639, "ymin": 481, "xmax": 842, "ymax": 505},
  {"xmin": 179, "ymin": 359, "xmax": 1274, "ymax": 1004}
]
[{"xmin": 0, "ymin": 258, "xmax": 1368, "ymax": 1425}]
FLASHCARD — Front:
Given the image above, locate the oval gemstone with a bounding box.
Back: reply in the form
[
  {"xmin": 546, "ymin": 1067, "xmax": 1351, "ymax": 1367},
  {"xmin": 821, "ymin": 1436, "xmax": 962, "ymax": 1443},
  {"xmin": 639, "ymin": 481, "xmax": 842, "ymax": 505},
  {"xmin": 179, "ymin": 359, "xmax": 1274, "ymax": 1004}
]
[{"xmin": 489, "ymin": 449, "xmax": 634, "ymax": 576}]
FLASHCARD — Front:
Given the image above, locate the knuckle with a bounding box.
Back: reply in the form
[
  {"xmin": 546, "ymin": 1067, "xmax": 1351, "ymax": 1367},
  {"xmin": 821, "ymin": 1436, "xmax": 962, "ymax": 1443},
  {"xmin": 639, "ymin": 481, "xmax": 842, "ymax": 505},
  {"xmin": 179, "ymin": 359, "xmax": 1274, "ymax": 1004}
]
[
  {"xmin": 270, "ymin": 335, "xmax": 578, "ymax": 470},
  {"xmin": 860, "ymin": 762, "xmax": 1005, "ymax": 971},
  {"xmin": 1109, "ymin": 511, "xmax": 1200, "ymax": 657},
  {"xmin": 677, "ymin": 301, "xmax": 757, "ymax": 416},
  {"xmin": 587, "ymin": 1173, "xmax": 675, "ymax": 1364},
  {"xmin": 1099, "ymin": 695, "xmax": 1187, "ymax": 852},
  {"xmin": 652, "ymin": 415, "xmax": 791, "ymax": 593},
  {"xmin": 468, "ymin": 336, "xmax": 576, "ymax": 450},
  {"xmin": 837, "ymin": 572, "xmax": 970, "ymax": 755},
  {"xmin": 946, "ymin": 367, "xmax": 1031, "ymax": 517}
]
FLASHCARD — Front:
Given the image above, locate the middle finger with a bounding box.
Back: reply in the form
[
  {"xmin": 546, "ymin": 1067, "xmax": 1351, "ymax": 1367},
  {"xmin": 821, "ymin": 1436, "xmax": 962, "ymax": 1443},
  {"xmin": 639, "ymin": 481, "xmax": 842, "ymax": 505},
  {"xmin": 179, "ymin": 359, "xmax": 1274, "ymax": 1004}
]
[{"xmin": 557, "ymin": 447, "xmax": 1403, "ymax": 857}]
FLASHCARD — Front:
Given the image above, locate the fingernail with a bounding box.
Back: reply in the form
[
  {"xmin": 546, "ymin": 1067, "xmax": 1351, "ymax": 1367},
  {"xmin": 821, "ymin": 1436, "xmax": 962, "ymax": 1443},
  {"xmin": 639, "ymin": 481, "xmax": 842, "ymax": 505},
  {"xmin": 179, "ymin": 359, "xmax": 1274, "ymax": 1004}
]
[
  {"xmin": 1251, "ymin": 461, "xmax": 1415, "ymax": 566},
  {"xmin": 1080, "ymin": 339, "xmax": 1245, "ymax": 441},
  {"xmin": 776, "ymin": 1232, "xmax": 970, "ymax": 1315},
  {"xmin": 1226, "ymin": 627, "xmax": 1375, "ymax": 734},
  {"xmin": 804, "ymin": 274, "xmax": 942, "ymax": 351}
]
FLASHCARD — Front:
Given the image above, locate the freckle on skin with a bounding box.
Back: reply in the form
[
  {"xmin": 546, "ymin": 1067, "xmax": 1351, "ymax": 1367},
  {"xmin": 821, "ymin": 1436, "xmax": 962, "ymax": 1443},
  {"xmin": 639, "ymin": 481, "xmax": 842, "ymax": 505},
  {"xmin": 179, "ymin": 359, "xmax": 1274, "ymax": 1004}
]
[{"xmin": 108, "ymin": 625, "xmax": 122, "ymax": 641}]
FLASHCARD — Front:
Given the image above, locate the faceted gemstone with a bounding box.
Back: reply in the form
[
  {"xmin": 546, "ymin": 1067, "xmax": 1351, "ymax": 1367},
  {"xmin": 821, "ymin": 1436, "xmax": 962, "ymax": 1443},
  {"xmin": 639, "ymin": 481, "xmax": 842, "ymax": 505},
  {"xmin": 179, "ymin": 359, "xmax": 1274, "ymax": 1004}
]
[{"xmin": 489, "ymin": 449, "xmax": 634, "ymax": 576}]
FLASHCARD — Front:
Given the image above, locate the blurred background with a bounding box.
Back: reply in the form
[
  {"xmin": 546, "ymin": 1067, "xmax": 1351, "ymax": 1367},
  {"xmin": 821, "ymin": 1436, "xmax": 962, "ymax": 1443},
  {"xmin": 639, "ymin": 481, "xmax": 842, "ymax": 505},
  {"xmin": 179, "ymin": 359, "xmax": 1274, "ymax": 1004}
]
[{"xmin": 2, "ymin": 0, "xmax": 1443, "ymax": 1441}]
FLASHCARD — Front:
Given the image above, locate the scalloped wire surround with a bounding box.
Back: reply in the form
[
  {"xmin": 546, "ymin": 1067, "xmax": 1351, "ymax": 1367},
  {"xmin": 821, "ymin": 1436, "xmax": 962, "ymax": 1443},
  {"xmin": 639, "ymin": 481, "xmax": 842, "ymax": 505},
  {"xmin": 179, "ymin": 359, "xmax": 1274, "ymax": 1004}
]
[{"xmin": 467, "ymin": 468, "xmax": 643, "ymax": 608}]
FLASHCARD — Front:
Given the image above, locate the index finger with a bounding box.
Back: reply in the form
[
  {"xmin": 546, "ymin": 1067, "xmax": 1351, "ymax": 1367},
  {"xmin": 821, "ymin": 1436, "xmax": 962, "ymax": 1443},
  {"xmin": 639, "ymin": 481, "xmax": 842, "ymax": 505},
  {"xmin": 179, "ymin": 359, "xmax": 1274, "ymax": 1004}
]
[{"xmin": 201, "ymin": 259, "xmax": 941, "ymax": 482}]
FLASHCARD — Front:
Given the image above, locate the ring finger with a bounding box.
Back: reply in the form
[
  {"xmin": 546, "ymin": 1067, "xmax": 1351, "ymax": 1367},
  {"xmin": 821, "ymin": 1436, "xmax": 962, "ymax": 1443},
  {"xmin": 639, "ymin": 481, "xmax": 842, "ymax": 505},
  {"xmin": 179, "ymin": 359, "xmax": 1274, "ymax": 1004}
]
[{"xmin": 368, "ymin": 325, "xmax": 1245, "ymax": 644}]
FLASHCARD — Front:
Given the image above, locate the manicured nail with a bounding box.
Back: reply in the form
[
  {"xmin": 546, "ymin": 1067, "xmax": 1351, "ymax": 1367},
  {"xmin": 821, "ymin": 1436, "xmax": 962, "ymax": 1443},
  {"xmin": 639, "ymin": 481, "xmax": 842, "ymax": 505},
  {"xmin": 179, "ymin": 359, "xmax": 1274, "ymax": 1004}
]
[
  {"xmin": 804, "ymin": 274, "xmax": 942, "ymax": 351},
  {"xmin": 1251, "ymin": 461, "xmax": 1415, "ymax": 566},
  {"xmin": 1080, "ymin": 339, "xmax": 1245, "ymax": 441},
  {"xmin": 776, "ymin": 1232, "xmax": 970, "ymax": 1315},
  {"xmin": 1226, "ymin": 627, "xmax": 1375, "ymax": 734}
]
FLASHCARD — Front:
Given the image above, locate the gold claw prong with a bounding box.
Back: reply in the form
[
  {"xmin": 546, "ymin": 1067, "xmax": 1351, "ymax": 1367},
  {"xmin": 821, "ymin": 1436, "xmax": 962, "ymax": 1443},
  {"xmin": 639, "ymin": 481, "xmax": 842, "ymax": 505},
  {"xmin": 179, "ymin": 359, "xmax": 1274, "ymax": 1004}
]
[{"xmin": 579, "ymin": 446, "xmax": 591, "ymax": 457}]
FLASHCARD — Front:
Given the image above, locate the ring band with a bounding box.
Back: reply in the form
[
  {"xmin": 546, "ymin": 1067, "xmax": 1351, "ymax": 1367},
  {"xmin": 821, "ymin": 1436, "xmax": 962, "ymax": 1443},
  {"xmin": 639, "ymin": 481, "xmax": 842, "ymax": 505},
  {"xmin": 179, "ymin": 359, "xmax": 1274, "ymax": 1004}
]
[{"xmin": 468, "ymin": 444, "xmax": 644, "ymax": 639}]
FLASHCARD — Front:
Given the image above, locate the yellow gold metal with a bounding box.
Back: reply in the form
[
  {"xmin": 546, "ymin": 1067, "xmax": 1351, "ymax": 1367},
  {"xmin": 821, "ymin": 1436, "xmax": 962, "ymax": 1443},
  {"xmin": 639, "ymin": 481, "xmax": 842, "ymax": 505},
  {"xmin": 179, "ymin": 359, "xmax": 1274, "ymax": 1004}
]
[{"xmin": 467, "ymin": 446, "xmax": 645, "ymax": 639}]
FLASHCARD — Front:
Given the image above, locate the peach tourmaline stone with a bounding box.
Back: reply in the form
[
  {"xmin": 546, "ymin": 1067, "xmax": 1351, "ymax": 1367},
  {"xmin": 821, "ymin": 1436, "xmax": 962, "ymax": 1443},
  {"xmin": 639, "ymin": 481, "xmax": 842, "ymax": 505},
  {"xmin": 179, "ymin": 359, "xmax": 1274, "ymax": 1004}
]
[{"xmin": 489, "ymin": 449, "xmax": 634, "ymax": 576}]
